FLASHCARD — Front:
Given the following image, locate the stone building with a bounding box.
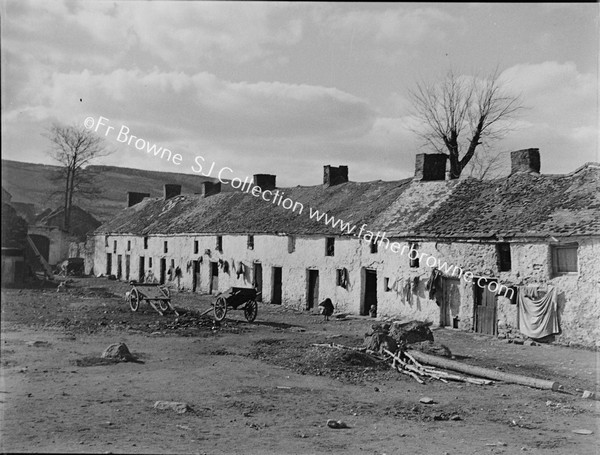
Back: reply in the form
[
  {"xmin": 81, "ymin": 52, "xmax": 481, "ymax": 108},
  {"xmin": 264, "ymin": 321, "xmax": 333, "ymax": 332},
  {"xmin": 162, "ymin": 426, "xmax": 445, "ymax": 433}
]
[{"xmin": 91, "ymin": 149, "xmax": 600, "ymax": 347}]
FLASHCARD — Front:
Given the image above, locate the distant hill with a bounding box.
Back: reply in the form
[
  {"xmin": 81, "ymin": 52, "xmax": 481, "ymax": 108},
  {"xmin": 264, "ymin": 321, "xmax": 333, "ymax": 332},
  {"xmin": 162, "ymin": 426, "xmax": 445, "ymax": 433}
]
[{"xmin": 1, "ymin": 160, "xmax": 216, "ymax": 223}]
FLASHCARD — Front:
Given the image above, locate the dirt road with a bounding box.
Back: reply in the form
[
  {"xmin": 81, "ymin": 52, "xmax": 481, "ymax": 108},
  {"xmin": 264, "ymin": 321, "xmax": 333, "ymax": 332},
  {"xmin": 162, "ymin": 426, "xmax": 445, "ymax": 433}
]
[{"xmin": 1, "ymin": 278, "xmax": 598, "ymax": 454}]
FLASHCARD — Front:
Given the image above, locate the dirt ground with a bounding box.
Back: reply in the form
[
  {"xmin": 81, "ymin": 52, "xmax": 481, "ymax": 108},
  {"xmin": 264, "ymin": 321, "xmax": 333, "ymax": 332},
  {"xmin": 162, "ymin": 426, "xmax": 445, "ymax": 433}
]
[{"xmin": 1, "ymin": 277, "xmax": 598, "ymax": 454}]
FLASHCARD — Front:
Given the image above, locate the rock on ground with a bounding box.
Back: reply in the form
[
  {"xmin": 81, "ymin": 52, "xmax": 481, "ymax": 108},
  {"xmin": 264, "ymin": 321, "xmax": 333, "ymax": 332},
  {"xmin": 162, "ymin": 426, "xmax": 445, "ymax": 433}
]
[
  {"xmin": 153, "ymin": 401, "xmax": 192, "ymax": 414},
  {"xmin": 101, "ymin": 343, "xmax": 136, "ymax": 362}
]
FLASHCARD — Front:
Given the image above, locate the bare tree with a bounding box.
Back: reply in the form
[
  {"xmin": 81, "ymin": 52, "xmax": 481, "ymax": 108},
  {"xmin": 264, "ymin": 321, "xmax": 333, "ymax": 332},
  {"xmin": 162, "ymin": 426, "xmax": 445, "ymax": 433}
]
[
  {"xmin": 45, "ymin": 123, "xmax": 111, "ymax": 232},
  {"xmin": 409, "ymin": 69, "xmax": 522, "ymax": 179},
  {"xmin": 462, "ymin": 147, "xmax": 506, "ymax": 180}
]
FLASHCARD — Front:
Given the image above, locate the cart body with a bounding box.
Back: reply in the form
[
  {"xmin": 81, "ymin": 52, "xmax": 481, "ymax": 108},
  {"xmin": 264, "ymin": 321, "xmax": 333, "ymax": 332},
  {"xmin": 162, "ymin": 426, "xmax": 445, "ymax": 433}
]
[{"xmin": 213, "ymin": 287, "xmax": 259, "ymax": 322}]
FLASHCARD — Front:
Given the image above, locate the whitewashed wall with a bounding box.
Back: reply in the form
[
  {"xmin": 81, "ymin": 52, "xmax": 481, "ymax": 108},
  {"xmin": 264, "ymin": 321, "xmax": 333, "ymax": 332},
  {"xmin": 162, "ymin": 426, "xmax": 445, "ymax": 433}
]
[{"xmin": 92, "ymin": 233, "xmax": 599, "ymax": 347}]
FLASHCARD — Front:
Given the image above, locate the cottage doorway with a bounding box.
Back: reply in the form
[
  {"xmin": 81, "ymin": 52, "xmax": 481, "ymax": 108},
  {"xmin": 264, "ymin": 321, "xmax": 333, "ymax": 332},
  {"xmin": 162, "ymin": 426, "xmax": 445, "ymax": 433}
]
[
  {"xmin": 29, "ymin": 234, "xmax": 50, "ymax": 262},
  {"xmin": 116, "ymin": 255, "xmax": 122, "ymax": 280},
  {"xmin": 271, "ymin": 266, "xmax": 282, "ymax": 305},
  {"xmin": 473, "ymin": 279, "xmax": 497, "ymax": 335},
  {"xmin": 440, "ymin": 277, "xmax": 460, "ymax": 327},
  {"xmin": 253, "ymin": 263, "xmax": 263, "ymax": 302},
  {"xmin": 106, "ymin": 253, "xmax": 112, "ymax": 276},
  {"xmin": 306, "ymin": 269, "xmax": 319, "ymax": 310},
  {"xmin": 159, "ymin": 258, "xmax": 166, "ymax": 285},
  {"xmin": 138, "ymin": 256, "xmax": 145, "ymax": 282},
  {"xmin": 210, "ymin": 261, "xmax": 219, "ymax": 294},
  {"xmin": 125, "ymin": 255, "xmax": 130, "ymax": 281},
  {"xmin": 192, "ymin": 260, "xmax": 201, "ymax": 292},
  {"xmin": 362, "ymin": 269, "xmax": 377, "ymax": 316}
]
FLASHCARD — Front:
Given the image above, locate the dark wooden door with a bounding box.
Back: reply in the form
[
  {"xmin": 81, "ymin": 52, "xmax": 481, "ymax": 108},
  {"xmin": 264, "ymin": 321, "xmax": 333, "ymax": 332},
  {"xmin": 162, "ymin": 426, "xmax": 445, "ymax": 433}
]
[
  {"xmin": 192, "ymin": 260, "xmax": 201, "ymax": 292},
  {"xmin": 307, "ymin": 270, "xmax": 319, "ymax": 310},
  {"xmin": 106, "ymin": 253, "xmax": 112, "ymax": 276},
  {"xmin": 271, "ymin": 267, "xmax": 282, "ymax": 305},
  {"xmin": 210, "ymin": 261, "xmax": 219, "ymax": 294},
  {"xmin": 363, "ymin": 269, "xmax": 377, "ymax": 315},
  {"xmin": 474, "ymin": 281, "xmax": 497, "ymax": 335},
  {"xmin": 253, "ymin": 263, "xmax": 263, "ymax": 301}
]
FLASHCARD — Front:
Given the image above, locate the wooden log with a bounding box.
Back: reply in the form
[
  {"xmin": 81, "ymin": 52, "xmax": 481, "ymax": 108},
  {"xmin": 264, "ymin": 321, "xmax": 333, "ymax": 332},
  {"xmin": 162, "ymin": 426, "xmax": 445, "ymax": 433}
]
[{"xmin": 407, "ymin": 350, "xmax": 560, "ymax": 391}]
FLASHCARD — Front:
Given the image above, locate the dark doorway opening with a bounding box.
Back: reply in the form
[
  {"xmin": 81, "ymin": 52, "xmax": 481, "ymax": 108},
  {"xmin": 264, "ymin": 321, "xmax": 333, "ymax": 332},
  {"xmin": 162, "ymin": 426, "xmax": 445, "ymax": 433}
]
[
  {"xmin": 29, "ymin": 234, "xmax": 50, "ymax": 262},
  {"xmin": 210, "ymin": 261, "xmax": 219, "ymax": 294},
  {"xmin": 306, "ymin": 269, "xmax": 319, "ymax": 310},
  {"xmin": 159, "ymin": 258, "xmax": 166, "ymax": 285},
  {"xmin": 253, "ymin": 263, "xmax": 263, "ymax": 301},
  {"xmin": 362, "ymin": 269, "xmax": 377, "ymax": 316},
  {"xmin": 106, "ymin": 253, "xmax": 112, "ymax": 276},
  {"xmin": 116, "ymin": 255, "xmax": 122, "ymax": 280},
  {"xmin": 271, "ymin": 266, "xmax": 282, "ymax": 305},
  {"xmin": 125, "ymin": 255, "xmax": 130, "ymax": 281},
  {"xmin": 192, "ymin": 260, "xmax": 201, "ymax": 292},
  {"xmin": 138, "ymin": 256, "xmax": 145, "ymax": 282}
]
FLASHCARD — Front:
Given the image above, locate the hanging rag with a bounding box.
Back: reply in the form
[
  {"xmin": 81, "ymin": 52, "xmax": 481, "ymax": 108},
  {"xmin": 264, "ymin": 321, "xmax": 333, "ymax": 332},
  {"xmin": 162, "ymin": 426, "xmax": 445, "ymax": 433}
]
[
  {"xmin": 411, "ymin": 276, "xmax": 419, "ymax": 292},
  {"xmin": 425, "ymin": 268, "xmax": 441, "ymax": 300},
  {"xmin": 517, "ymin": 285, "xmax": 559, "ymax": 339},
  {"xmin": 404, "ymin": 278, "xmax": 412, "ymax": 305},
  {"xmin": 223, "ymin": 261, "xmax": 230, "ymax": 274},
  {"xmin": 236, "ymin": 261, "xmax": 244, "ymax": 278}
]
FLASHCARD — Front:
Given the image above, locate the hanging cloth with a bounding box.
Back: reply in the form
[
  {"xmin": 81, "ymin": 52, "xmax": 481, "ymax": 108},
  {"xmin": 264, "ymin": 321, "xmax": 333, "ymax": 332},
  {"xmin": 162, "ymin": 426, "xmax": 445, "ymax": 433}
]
[
  {"xmin": 236, "ymin": 261, "xmax": 244, "ymax": 278},
  {"xmin": 223, "ymin": 261, "xmax": 230, "ymax": 274},
  {"xmin": 517, "ymin": 285, "xmax": 559, "ymax": 339},
  {"xmin": 425, "ymin": 268, "xmax": 441, "ymax": 300}
]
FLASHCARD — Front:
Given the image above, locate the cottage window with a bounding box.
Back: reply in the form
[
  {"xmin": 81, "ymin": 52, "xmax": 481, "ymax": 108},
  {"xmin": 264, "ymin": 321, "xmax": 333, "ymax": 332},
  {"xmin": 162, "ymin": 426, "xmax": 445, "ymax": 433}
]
[
  {"xmin": 144, "ymin": 237, "xmax": 148, "ymax": 249},
  {"xmin": 149, "ymin": 257, "xmax": 152, "ymax": 268},
  {"xmin": 194, "ymin": 240, "xmax": 199, "ymax": 254},
  {"xmin": 336, "ymin": 268, "xmax": 349, "ymax": 288},
  {"xmin": 247, "ymin": 235, "xmax": 254, "ymax": 250},
  {"xmin": 496, "ymin": 243, "xmax": 511, "ymax": 272},
  {"xmin": 216, "ymin": 236, "xmax": 223, "ymax": 252},
  {"xmin": 105, "ymin": 236, "xmax": 109, "ymax": 248},
  {"xmin": 409, "ymin": 242, "xmax": 419, "ymax": 268},
  {"xmin": 164, "ymin": 241, "xmax": 168, "ymax": 254},
  {"xmin": 325, "ymin": 237, "xmax": 335, "ymax": 256},
  {"xmin": 370, "ymin": 239, "xmax": 378, "ymax": 254},
  {"xmin": 384, "ymin": 277, "xmax": 390, "ymax": 292},
  {"xmin": 127, "ymin": 240, "xmax": 131, "ymax": 252},
  {"xmin": 113, "ymin": 240, "xmax": 117, "ymax": 253},
  {"xmin": 551, "ymin": 243, "xmax": 578, "ymax": 275},
  {"xmin": 288, "ymin": 235, "xmax": 296, "ymax": 254}
]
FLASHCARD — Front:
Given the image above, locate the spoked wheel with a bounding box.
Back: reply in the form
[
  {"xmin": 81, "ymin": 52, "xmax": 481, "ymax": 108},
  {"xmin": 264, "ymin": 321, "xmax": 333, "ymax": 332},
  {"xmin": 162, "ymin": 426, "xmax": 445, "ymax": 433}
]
[
  {"xmin": 244, "ymin": 300, "xmax": 258, "ymax": 322},
  {"xmin": 129, "ymin": 288, "xmax": 140, "ymax": 312},
  {"xmin": 213, "ymin": 296, "xmax": 228, "ymax": 322},
  {"xmin": 158, "ymin": 287, "xmax": 171, "ymax": 312}
]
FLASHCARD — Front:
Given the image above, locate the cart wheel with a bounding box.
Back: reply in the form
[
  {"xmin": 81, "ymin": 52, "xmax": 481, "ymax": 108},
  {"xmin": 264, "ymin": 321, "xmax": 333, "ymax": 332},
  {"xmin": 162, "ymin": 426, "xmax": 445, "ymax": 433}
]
[
  {"xmin": 129, "ymin": 288, "xmax": 140, "ymax": 312},
  {"xmin": 214, "ymin": 296, "xmax": 228, "ymax": 321},
  {"xmin": 244, "ymin": 300, "xmax": 258, "ymax": 322},
  {"xmin": 159, "ymin": 299, "xmax": 170, "ymax": 312}
]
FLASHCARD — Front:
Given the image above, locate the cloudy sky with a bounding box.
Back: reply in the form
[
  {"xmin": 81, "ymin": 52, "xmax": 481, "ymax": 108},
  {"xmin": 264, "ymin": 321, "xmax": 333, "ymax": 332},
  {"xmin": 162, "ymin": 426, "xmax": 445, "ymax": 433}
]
[{"xmin": 1, "ymin": 2, "xmax": 598, "ymax": 186}]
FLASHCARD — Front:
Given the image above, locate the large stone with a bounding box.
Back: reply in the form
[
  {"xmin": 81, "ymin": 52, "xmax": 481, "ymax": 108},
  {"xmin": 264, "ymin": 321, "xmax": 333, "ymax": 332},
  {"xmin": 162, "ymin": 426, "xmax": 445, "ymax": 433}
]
[
  {"xmin": 101, "ymin": 343, "xmax": 135, "ymax": 362},
  {"xmin": 153, "ymin": 401, "xmax": 192, "ymax": 414}
]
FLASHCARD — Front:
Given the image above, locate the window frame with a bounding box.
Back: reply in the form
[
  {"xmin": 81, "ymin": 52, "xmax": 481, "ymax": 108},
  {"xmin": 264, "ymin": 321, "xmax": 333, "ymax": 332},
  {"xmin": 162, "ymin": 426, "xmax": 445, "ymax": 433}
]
[
  {"xmin": 551, "ymin": 243, "xmax": 578, "ymax": 276},
  {"xmin": 496, "ymin": 242, "xmax": 511, "ymax": 272},
  {"xmin": 247, "ymin": 235, "xmax": 254, "ymax": 250},
  {"xmin": 325, "ymin": 237, "xmax": 335, "ymax": 257}
]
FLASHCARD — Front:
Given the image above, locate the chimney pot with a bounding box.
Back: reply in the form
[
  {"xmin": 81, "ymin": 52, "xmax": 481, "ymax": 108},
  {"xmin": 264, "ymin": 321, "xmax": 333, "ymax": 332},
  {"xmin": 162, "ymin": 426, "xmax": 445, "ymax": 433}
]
[
  {"xmin": 323, "ymin": 165, "xmax": 349, "ymax": 186},
  {"xmin": 253, "ymin": 174, "xmax": 276, "ymax": 191},
  {"xmin": 414, "ymin": 153, "xmax": 447, "ymax": 181},
  {"xmin": 202, "ymin": 181, "xmax": 221, "ymax": 197},
  {"xmin": 127, "ymin": 191, "xmax": 150, "ymax": 207},
  {"xmin": 164, "ymin": 184, "xmax": 181, "ymax": 200},
  {"xmin": 510, "ymin": 148, "xmax": 540, "ymax": 175}
]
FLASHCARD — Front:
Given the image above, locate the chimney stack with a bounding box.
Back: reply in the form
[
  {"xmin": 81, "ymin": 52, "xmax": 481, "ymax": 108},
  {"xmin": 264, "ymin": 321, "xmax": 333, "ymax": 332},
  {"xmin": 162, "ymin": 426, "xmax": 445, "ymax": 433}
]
[
  {"xmin": 414, "ymin": 153, "xmax": 447, "ymax": 181},
  {"xmin": 323, "ymin": 165, "xmax": 349, "ymax": 187},
  {"xmin": 510, "ymin": 148, "xmax": 540, "ymax": 175},
  {"xmin": 201, "ymin": 181, "xmax": 221, "ymax": 197},
  {"xmin": 164, "ymin": 184, "xmax": 182, "ymax": 200},
  {"xmin": 127, "ymin": 191, "xmax": 150, "ymax": 207},
  {"xmin": 253, "ymin": 174, "xmax": 276, "ymax": 191}
]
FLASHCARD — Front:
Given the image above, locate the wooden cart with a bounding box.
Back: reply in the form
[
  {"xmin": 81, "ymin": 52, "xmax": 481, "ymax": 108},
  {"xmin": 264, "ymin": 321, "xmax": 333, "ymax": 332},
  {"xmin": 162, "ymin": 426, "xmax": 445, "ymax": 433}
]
[
  {"xmin": 127, "ymin": 281, "xmax": 179, "ymax": 316},
  {"xmin": 213, "ymin": 287, "xmax": 259, "ymax": 322}
]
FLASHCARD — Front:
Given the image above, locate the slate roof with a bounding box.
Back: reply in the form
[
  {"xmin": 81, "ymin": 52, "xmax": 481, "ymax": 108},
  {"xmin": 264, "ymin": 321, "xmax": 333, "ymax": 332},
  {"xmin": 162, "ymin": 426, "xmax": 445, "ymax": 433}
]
[{"xmin": 95, "ymin": 163, "xmax": 600, "ymax": 240}]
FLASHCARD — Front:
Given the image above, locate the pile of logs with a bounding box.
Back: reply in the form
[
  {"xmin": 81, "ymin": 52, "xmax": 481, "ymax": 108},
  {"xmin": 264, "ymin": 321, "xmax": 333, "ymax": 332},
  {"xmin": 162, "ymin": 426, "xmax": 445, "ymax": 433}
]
[{"xmin": 383, "ymin": 349, "xmax": 492, "ymax": 385}]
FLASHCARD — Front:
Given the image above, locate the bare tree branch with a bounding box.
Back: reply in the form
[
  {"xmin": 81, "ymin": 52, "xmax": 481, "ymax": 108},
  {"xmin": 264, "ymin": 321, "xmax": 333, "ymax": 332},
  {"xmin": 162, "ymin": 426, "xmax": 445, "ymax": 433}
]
[{"xmin": 408, "ymin": 68, "xmax": 523, "ymax": 179}]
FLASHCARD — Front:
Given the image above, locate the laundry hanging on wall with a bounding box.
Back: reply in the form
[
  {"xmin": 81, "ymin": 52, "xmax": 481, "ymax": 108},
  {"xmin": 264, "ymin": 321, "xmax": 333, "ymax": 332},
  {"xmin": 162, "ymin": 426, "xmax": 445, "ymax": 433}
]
[
  {"xmin": 517, "ymin": 285, "xmax": 560, "ymax": 339},
  {"xmin": 425, "ymin": 268, "xmax": 442, "ymax": 300},
  {"xmin": 336, "ymin": 268, "xmax": 349, "ymax": 289}
]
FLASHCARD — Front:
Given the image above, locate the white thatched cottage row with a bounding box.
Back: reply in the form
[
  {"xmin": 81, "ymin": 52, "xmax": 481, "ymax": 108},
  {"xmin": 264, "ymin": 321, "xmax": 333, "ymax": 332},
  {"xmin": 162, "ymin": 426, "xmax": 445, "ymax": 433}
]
[{"xmin": 90, "ymin": 149, "xmax": 600, "ymax": 347}]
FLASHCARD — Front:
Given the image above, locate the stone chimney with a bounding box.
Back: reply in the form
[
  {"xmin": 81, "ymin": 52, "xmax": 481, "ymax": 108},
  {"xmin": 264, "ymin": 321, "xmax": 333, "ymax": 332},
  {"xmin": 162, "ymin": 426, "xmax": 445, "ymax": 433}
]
[
  {"xmin": 127, "ymin": 191, "xmax": 150, "ymax": 207},
  {"xmin": 414, "ymin": 153, "xmax": 447, "ymax": 181},
  {"xmin": 253, "ymin": 174, "xmax": 276, "ymax": 191},
  {"xmin": 201, "ymin": 181, "xmax": 221, "ymax": 197},
  {"xmin": 164, "ymin": 184, "xmax": 182, "ymax": 200},
  {"xmin": 323, "ymin": 165, "xmax": 349, "ymax": 187},
  {"xmin": 511, "ymin": 148, "xmax": 540, "ymax": 175}
]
